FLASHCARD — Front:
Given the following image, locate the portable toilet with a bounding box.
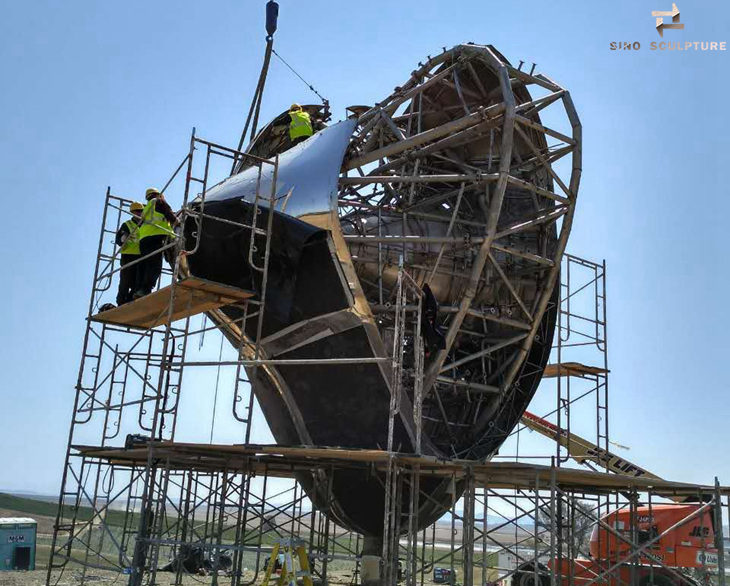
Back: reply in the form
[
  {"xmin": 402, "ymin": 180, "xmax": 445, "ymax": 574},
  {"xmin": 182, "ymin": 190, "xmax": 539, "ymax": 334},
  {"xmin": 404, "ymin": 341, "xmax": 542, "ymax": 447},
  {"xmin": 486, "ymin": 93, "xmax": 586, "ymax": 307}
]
[{"xmin": 0, "ymin": 518, "xmax": 37, "ymax": 570}]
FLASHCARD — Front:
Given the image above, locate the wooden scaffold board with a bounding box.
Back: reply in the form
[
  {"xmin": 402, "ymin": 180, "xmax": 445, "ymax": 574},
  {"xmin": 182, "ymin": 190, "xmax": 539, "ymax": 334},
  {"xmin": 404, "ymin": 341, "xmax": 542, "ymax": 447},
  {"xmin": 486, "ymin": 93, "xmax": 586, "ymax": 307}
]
[
  {"xmin": 91, "ymin": 277, "xmax": 253, "ymax": 329},
  {"xmin": 543, "ymin": 362, "xmax": 609, "ymax": 378},
  {"xmin": 73, "ymin": 441, "xmax": 730, "ymax": 498}
]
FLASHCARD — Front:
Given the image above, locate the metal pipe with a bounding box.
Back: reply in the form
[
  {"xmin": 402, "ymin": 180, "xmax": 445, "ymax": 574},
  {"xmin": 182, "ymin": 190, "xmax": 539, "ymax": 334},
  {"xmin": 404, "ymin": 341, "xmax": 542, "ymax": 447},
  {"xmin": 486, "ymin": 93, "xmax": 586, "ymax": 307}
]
[
  {"xmin": 339, "ymin": 174, "xmax": 476, "ymax": 185},
  {"xmin": 170, "ymin": 357, "xmax": 390, "ymax": 367},
  {"xmin": 346, "ymin": 103, "xmax": 505, "ymax": 170},
  {"xmin": 435, "ymin": 377, "xmax": 500, "ymax": 394},
  {"xmin": 440, "ymin": 334, "xmax": 527, "ymax": 372},
  {"xmin": 344, "ymin": 234, "xmax": 484, "ymax": 245}
]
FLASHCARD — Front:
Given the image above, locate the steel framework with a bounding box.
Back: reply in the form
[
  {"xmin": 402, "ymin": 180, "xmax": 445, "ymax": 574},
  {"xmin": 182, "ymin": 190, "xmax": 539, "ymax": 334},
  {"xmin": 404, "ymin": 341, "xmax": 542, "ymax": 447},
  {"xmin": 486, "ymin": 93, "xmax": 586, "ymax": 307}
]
[
  {"xmin": 47, "ymin": 131, "xmax": 729, "ymax": 586},
  {"xmin": 336, "ymin": 44, "xmax": 583, "ymax": 462}
]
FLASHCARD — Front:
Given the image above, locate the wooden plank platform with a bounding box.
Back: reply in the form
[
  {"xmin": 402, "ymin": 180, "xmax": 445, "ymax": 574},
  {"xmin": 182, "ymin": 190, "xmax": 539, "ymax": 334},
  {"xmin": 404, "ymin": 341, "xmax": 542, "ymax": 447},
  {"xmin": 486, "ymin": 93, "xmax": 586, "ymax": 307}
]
[
  {"xmin": 73, "ymin": 442, "xmax": 729, "ymax": 497},
  {"xmin": 91, "ymin": 277, "xmax": 254, "ymax": 329},
  {"xmin": 543, "ymin": 362, "xmax": 609, "ymax": 378}
]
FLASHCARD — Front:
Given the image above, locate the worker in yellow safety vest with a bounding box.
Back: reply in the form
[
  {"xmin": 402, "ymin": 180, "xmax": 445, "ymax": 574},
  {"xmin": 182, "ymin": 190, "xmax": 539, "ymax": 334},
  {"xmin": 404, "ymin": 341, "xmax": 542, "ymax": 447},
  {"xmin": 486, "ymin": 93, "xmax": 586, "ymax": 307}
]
[
  {"xmin": 288, "ymin": 103, "xmax": 313, "ymax": 145},
  {"xmin": 114, "ymin": 201, "xmax": 143, "ymax": 305},
  {"xmin": 134, "ymin": 187, "xmax": 178, "ymax": 299}
]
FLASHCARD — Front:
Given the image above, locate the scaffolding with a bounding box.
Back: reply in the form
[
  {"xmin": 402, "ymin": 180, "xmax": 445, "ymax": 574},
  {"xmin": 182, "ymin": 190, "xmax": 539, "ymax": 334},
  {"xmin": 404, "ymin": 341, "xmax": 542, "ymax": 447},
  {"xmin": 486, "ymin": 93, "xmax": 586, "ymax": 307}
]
[
  {"xmin": 47, "ymin": 132, "xmax": 730, "ymax": 586},
  {"xmin": 496, "ymin": 253, "xmax": 609, "ymax": 470},
  {"xmin": 46, "ymin": 130, "xmax": 281, "ymax": 585}
]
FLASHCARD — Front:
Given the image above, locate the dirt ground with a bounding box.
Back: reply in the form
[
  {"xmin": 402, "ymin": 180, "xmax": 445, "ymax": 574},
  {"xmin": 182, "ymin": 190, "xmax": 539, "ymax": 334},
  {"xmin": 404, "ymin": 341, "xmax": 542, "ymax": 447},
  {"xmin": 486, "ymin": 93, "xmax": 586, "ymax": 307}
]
[
  {"xmin": 0, "ymin": 569, "xmax": 139, "ymax": 586},
  {"xmin": 0, "ymin": 569, "xmax": 105, "ymax": 586},
  {"xmin": 0, "ymin": 568, "xmax": 359, "ymax": 586}
]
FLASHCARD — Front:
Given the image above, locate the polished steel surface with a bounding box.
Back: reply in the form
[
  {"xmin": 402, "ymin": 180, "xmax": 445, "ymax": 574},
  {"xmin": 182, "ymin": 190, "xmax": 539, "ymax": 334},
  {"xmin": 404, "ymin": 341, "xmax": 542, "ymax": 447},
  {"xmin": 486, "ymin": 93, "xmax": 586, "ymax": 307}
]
[{"xmin": 205, "ymin": 119, "xmax": 356, "ymax": 221}]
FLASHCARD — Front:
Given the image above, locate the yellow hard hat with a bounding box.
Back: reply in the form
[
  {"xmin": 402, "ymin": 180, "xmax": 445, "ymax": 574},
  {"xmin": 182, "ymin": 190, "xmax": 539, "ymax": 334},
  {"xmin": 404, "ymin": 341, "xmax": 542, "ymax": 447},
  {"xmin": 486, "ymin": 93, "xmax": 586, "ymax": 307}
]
[
  {"xmin": 129, "ymin": 201, "xmax": 144, "ymax": 212},
  {"xmin": 290, "ymin": 103, "xmax": 302, "ymax": 111},
  {"xmin": 145, "ymin": 187, "xmax": 161, "ymax": 200}
]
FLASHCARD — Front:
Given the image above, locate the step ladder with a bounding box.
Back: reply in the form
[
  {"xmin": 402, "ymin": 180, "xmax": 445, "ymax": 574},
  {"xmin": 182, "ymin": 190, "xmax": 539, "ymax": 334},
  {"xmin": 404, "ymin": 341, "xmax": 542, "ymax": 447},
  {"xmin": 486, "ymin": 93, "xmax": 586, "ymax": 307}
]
[{"xmin": 261, "ymin": 539, "xmax": 314, "ymax": 586}]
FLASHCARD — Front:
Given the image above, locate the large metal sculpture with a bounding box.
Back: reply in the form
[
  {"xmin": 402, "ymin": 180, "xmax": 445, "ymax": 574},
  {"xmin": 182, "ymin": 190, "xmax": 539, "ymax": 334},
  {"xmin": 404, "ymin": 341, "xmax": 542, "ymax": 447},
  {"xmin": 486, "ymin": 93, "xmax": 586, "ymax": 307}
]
[{"xmin": 185, "ymin": 44, "xmax": 581, "ymax": 537}]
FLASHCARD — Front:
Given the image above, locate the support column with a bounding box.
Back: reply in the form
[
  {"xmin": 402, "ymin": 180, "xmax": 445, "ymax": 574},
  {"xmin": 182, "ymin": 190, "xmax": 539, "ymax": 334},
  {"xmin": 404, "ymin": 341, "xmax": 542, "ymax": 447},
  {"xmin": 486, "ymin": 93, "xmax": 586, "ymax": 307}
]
[
  {"xmin": 463, "ymin": 469, "xmax": 475, "ymax": 586},
  {"xmin": 361, "ymin": 535, "xmax": 384, "ymax": 586}
]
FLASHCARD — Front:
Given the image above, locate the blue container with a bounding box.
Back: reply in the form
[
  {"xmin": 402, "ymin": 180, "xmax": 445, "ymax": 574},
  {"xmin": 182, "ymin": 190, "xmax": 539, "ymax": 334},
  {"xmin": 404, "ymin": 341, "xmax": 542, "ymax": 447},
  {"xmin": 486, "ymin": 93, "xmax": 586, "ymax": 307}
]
[{"xmin": 0, "ymin": 518, "xmax": 37, "ymax": 571}]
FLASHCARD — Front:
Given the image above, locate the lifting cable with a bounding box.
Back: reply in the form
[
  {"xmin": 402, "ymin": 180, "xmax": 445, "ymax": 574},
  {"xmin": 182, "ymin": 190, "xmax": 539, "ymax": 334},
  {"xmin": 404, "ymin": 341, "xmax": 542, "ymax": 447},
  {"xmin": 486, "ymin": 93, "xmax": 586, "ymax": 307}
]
[
  {"xmin": 232, "ymin": 1, "xmax": 330, "ymax": 174},
  {"xmin": 232, "ymin": 1, "xmax": 280, "ymax": 173},
  {"xmin": 271, "ymin": 47, "xmax": 328, "ymax": 105}
]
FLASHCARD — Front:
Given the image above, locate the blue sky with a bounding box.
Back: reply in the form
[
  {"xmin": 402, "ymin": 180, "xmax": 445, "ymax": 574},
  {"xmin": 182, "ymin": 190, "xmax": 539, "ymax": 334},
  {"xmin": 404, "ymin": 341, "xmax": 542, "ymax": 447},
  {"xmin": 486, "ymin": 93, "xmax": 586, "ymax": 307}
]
[{"xmin": 0, "ymin": 0, "xmax": 728, "ymax": 493}]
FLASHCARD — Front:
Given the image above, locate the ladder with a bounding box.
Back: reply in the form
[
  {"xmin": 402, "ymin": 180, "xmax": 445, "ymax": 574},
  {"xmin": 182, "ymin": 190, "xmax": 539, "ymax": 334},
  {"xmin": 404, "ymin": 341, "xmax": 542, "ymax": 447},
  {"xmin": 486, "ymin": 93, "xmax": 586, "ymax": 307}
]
[{"xmin": 261, "ymin": 539, "xmax": 314, "ymax": 586}]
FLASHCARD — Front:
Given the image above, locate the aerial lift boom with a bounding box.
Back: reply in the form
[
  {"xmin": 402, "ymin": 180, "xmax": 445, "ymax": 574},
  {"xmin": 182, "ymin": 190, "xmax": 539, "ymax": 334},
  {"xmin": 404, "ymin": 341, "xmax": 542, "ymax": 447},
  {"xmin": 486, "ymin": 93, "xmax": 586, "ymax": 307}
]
[
  {"xmin": 520, "ymin": 410, "xmax": 660, "ymax": 480},
  {"xmin": 516, "ymin": 413, "xmax": 719, "ymax": 586}
]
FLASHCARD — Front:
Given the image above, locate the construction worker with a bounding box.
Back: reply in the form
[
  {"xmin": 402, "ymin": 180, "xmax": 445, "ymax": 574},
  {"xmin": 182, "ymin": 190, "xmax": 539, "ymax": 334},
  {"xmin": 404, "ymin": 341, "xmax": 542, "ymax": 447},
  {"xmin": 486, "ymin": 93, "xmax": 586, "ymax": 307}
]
[
  {"xmin": 115, "ymin": 201, "xmax": 144, "ymax": 305},
  {"xmin": 288, "ymin": 103, "xmax": 313, "ymax": 146},
  {"xmin": 134, "ymin": 187, "xmax": 178, "ymax": 299},
  {"xmin": 420, "ymin": 284, "xmax": 446, "ymax": 358}
]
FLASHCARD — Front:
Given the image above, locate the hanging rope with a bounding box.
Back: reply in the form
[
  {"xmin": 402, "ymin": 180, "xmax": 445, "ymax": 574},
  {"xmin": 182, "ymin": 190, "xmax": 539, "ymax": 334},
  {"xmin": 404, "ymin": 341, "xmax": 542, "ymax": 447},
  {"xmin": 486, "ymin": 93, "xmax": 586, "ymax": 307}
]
[
  {"xmin": 209, "ymin": 333, "xmax": 225, "ymax": 443},
  {"xmin": 198, "ymin": 314, "xmax": 207, "ymax": 351}
]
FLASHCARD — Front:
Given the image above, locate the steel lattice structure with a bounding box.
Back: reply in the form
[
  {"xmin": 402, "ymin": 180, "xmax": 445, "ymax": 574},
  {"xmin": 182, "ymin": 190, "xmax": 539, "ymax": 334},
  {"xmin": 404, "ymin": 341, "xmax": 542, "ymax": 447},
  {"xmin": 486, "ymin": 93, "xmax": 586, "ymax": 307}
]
[{"xmin": 337, "ymin": 43, "xmax": 582, "ymax": 461}]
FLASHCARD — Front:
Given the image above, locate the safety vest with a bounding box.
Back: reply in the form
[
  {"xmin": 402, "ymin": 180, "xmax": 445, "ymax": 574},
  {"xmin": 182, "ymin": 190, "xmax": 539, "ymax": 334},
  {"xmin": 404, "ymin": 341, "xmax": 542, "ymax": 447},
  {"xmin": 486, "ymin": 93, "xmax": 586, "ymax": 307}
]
[
  {"xmin": 289, "ymin": 110, "xmax": 313, "ymax": 141},
  {"xmin": 120, "ymin": 219, "xmax": 141, "ymax": 255},
  {"xmin": 139, "ymin": 198, "xmax": 173, "ymax": 239}
]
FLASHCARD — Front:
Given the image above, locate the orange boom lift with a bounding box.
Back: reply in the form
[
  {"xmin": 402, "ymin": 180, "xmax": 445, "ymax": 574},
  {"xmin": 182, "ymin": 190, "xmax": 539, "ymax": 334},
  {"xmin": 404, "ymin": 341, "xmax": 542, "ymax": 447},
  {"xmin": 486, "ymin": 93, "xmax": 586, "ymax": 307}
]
[{"xmin": 514, "ymin": 412, "xmax": 721, "ymax": 586}]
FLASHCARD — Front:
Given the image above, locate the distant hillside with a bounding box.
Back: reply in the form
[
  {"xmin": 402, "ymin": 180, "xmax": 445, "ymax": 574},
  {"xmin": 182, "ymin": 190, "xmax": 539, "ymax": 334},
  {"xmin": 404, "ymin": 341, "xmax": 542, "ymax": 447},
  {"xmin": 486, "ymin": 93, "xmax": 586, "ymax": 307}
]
[
  {"xmin": 0, "ymin": 492, "xmax": 133, "ymax": 531},
  {"xmin": 0, "ymin": 493, "xmax": 60, "ymax": 519},
  {"xmin": 0, "ymin": 490, "xmax": 59, "ymax": 502}
]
